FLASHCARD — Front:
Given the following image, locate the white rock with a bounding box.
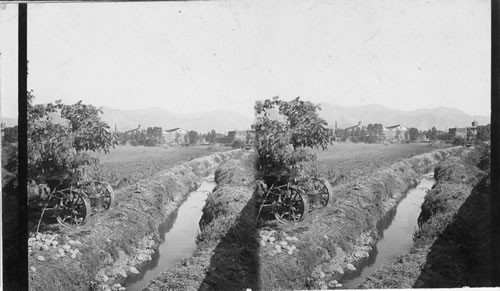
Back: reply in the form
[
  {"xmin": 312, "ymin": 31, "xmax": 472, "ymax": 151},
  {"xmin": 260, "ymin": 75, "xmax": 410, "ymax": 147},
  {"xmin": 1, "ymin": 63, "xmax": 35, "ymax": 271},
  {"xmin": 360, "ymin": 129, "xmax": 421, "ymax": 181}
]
[
  {"xmin": 335, "ymin": 283, "xmax": 343, "ymax": 288},
  {"xmin": 62, "ymin": 244, "xmax": 71, "ymax": 250},
  {"xmin": 287, "ymin": 250, "xmax": 293, "ymax": 255},
  {"xmin": 279, "ymin": 241, "xmax": 288, "ymax": 246},
  {"xmin": 68, "ymin": 239, "xmax": 77, "ymax": 245},
  {"xmin": 51, "ymin": 241, "xmax": 59, "ymax": 247},
  {"xmin": 42, "ymin": 245, "xmax": 50, "ymax": 251},
  {"xmin": 118, "ymin": 288, "xmax": 126, "ymax": 291},
  {"xmin": 36, "ymin": 255, "xmax": 45, "ymax": 261},
  {"xmin": 327, "ymin": 280, "xmax": 338, "ymax": 288},
  {"xmin": 30, "ymin": 266, "xmax": 36, "ymax": 272},
  {"xmin": 112, "ymin": 283, "xmax": 122, "ymax": 289},
  {"xmin": 70, "ymin": 254, "xmax": 76, "ymax": 259},
  {"xmin": 346, "ymin": 263, "xmax": 356, "ymax": 271},
  {"xmin": 129, "ymin": 266, "xmax": 139, "ymax": 274},
  {"xmin": 268, "ymin": 237, "xmax": 276, "ymax": 243},
  {"xmin": 312, "ymin": 269, "xmax": 326, "ymax": 279}
]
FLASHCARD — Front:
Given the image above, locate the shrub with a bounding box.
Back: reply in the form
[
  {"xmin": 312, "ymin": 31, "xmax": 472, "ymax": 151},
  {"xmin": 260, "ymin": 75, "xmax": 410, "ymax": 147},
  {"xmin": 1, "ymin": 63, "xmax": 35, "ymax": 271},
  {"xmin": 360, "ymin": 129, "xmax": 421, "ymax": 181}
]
[
  {"xmin": 452, "ymin": 136, "xmax": 466, "ymax": 146},
  {"xmin": 27, "ymin": 91, "xmax": 117, "ymax": 183},
  {"xmin": 254, "ymin": 96, "xmax": 334, "ymax": 180},
  {"xmin": 232, "ymin": 140, "xmax": 245, "ymax": 149}
]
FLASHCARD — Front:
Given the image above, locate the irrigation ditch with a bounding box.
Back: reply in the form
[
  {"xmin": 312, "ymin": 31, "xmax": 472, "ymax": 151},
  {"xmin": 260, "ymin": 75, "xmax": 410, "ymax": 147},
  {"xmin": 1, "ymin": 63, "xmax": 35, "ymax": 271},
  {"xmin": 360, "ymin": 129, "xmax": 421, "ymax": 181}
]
[
  {"xmin": 28, "ymin": 145, "xmax": 489, "ymax": 290},
  {"xmin": 258, "ymin": 146, "xmax": 464, "ymax": 290},
  {"xmin": 28, "ymin": 149, "xmax": 244, "ymax": 291},
  {"xmin": 359, "ymin": 145, "xmax": 491, "ymax": 288}
]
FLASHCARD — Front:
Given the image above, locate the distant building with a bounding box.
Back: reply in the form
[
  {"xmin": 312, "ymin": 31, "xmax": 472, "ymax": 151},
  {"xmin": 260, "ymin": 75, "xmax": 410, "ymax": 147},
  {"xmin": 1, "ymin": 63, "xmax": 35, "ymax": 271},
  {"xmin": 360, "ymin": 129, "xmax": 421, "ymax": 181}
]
[
  {"xmin": 164, "ymin": 128, "xmax": 188, "ymax": 145},
  {"xmin": 344, "ymin": 121, "xmax": 362, "ymax": 135},
  {"xmin": 383, "ymin": 125, "xmax": 408, "ymax": 142},
  {"xmin": 228, "ymin": 129, "xmax": 255, "ymax": 143},
  {"xmin": 448, "ymin": 121, "xmax": 478, "ymax": 141}
]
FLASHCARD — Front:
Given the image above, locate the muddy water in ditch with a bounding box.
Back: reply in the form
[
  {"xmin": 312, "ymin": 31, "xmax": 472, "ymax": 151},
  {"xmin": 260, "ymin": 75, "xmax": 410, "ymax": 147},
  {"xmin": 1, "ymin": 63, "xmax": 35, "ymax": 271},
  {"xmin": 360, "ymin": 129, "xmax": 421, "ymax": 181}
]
[
  {"xmin": 123, "ymin": 176, "xmax": 215, "ymax": 291},
  {"xmin": 341, "ymin": 172, "xmax": 435, "ymax": 289}
]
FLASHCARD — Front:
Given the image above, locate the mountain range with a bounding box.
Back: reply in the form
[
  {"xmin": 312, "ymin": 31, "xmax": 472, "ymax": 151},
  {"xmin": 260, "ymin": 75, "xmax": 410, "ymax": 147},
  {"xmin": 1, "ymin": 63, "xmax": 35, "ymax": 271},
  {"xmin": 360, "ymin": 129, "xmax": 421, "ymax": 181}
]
[{"xmin": 2, "ymin": 104, "xmax": 490, "ymax": 133}]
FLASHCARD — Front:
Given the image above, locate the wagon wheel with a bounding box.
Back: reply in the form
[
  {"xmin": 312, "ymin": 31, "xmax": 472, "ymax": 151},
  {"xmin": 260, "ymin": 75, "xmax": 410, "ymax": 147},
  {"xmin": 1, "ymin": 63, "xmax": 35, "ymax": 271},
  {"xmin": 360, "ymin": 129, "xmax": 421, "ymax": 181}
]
[
  {"xmin": 84, "ymin": 181, "xmax": 115, "ymax": 214},
  {"xmin": 272, "ymin": 184, "xmax": 309, "ymax": 223},
  {"xmin": 310, "ymin": 178, "xmax": 332, "ymax": 208},
  {"xmin": 54, "ymin": 187, "xmax": 92, "ymax": 227}
]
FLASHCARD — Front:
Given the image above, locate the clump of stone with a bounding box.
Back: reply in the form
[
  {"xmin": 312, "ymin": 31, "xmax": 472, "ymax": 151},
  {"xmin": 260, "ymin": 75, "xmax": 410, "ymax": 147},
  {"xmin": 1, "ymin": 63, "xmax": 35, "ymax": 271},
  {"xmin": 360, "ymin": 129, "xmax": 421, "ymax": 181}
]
[
  {"xmin": 28, "ymin": 232, "xmax": 82, "ymax": 263},
  {"xmin": 258, "ymin": 230, "xmax": 299, "ymax": 256}
]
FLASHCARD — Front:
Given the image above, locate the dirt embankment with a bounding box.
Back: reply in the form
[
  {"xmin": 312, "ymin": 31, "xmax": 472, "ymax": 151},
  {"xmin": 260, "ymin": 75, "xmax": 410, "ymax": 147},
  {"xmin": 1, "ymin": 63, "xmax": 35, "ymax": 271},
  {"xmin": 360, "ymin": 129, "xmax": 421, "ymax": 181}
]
[
  {"xmin": 359, "ymin": 145, "xmax": 491, "ymax": 288},
  {"xmin": 258, "ymin": 146, "xmax": 463, "ymax": 290},
  {"xmin": 28, "ymin": 149, "xmax": 243, "ymax": 291},
  {"xmin": 145, "ymin": 151, "xmax": 258, "ymax": 291}
]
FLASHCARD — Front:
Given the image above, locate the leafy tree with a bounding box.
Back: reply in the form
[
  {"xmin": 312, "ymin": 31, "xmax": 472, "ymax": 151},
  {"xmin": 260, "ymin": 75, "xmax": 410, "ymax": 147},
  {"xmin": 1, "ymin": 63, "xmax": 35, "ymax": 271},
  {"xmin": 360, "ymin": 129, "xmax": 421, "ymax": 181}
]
[
  {"xmin": 3, "ymin": 126, "xmax": 18, "ymax": 144},
  {"xmin": 188, "ymin": 130, "xmax": 199, "ymax": 145},
  {"xmin": 255, "ymin": 97, "xmax": 333, "ymax": 150},
  {"xmin": 207, "ymin": 130, "xmax": 217, "ymax": 143},
  {"xmin": 254, "ymin": 96, "xmax": 334, "ymax": 178},
  {"xmin": 27, "ymin": 91, "xmax": 117, "ymax": 182},
  {"xmin": 408, "ymin": 127, "xmax": 419, "ymax": 141},
  {"xmin": 427, "ymin": 127, "xmax": 438, "ymax": 140},
  {"xmin": 476, "ymin": 124, "xmax": 490, "ymax": 141}
]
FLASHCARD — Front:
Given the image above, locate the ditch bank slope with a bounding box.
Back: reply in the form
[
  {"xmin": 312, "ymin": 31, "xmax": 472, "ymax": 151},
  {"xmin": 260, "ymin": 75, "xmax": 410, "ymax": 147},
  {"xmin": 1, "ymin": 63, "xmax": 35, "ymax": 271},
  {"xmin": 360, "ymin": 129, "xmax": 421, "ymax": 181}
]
[
  {"xmin": 259, "ymin": 146, "xmax": 463, "ymax": 290},
  {"xmin": 145, "ymin": 151, "xmax": 258, "ymax": 291},
  {"xmin": 360, "ymin": 145, "xmax": 491, "ymax": 288},
  {"xmin": 29, "ymin": 150, "xmax": 243, "ymax": 291}
]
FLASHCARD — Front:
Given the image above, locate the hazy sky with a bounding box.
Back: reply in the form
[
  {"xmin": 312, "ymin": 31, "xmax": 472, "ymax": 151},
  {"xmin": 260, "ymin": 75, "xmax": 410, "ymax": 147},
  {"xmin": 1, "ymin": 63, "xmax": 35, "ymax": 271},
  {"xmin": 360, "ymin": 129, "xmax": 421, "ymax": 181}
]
[{"xmin": 0, "ymin": 0, "xmax": 491, "ymax": 119}]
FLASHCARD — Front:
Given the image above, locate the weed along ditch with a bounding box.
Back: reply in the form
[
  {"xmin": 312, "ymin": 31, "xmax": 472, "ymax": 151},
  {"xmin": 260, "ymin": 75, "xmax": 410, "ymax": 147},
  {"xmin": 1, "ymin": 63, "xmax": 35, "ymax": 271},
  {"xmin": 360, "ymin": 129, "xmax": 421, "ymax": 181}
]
[
  {"xmin": 123, "ymin": 175, "xmax": 216, "ymax": 291},
  {"xmin": 340, "ymin": 172, "xmax": 435, "ymax": 288}
]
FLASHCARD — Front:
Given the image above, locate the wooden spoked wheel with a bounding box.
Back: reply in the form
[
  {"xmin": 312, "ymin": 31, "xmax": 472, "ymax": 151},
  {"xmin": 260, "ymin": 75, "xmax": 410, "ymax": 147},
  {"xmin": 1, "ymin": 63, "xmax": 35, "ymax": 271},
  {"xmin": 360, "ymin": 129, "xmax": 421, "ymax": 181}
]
[
  {"xmin": 272, "ymin": 185, "xmax": 309, "ymax": 223},
  {"xmin": 83, "ymin": 181, "xmax": 115, "ymax": 214},
  {"xmin": 310, "ymin": 177, "xmax": 332, "ymax": 208},
  {"xmin": 54, "ymin": 187, "xmax": 92, "ymax": 227}
]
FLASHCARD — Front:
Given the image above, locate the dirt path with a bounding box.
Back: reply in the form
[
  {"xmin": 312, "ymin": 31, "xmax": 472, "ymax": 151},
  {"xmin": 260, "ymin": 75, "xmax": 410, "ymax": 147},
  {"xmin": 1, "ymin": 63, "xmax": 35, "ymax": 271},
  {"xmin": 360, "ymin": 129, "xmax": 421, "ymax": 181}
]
[{"xmin": 28, "ymin": 150, "xmax": 243, "ymax": 291}]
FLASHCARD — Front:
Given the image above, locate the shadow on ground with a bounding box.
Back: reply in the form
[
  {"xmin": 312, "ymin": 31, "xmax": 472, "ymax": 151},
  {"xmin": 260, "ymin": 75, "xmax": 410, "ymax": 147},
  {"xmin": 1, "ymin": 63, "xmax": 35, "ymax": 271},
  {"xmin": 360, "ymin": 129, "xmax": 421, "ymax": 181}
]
[
  {"xmin": 199, "ymin": 195, "xmax": 260, "ymax": 291},
  {"xmin": 414, "ymin": 175, "xmax": 492, "ymax": 288}
]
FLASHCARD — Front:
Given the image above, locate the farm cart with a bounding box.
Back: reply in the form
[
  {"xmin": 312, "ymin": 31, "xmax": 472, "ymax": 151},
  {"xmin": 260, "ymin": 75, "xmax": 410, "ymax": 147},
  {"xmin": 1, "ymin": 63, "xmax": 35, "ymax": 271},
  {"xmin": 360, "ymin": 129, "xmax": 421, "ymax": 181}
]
[
  {"xmin": 256, "ymin": 172, "xmax": 332, "ymax": 223},
  {"xmin": 28, "ymin": 176, "xmax": 115, "ymax": 227}
]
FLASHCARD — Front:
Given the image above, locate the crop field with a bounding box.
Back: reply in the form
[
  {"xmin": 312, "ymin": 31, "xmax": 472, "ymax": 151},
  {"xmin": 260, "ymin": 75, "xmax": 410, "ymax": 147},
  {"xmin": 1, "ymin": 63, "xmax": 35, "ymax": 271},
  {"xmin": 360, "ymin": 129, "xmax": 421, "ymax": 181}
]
[
  {"xmin": 92, "ymin": 145, "xmax": 232, "ymax": 189},
  {"xmin": 314, "ymin": 142, "xmax": 450, "ymax": 184},
  {"xmin": 93, "ymin": 142, "xmax": 448, "ymax": 190}
]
